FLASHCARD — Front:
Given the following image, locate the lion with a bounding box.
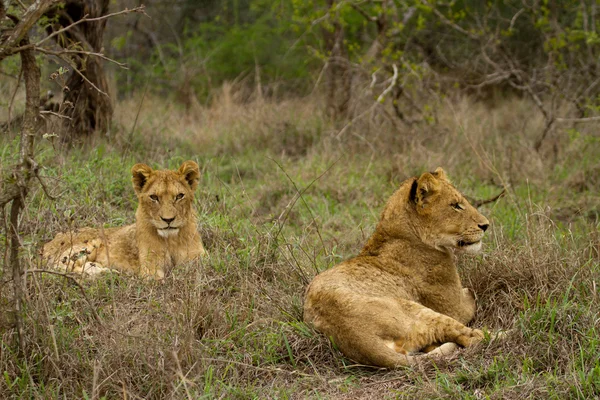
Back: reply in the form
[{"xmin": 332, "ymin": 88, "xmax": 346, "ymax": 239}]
[
  {"xmin": 42, "ymin": 161, "xmax": 207, "ymax": 279},
  {"xmin": 303, "ymin": 167, "xmax": 492, "ymax": 368}
]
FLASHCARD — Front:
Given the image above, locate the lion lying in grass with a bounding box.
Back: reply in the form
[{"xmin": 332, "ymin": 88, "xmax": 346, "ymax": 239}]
[
  {"xmin": 42, "ymin": 161, "xmax": 206, "ymax": 279},
  {"xmin": 304, "ymin": 168, "xmax": 491, "ymax": 368}
]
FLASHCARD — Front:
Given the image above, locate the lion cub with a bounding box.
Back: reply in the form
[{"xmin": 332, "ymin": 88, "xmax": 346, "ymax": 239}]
[
  {"xmin": 42, "ymin": 161, "xmax": 206, "ymax": 279},
  {"xmin": 304, "ymin": 168, "xmax": 490, "ymax": 368}
]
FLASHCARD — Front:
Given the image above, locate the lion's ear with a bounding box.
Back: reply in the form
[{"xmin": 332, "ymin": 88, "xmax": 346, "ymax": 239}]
[
  {"xmin": 413, "ymin": 172, "xmax": 441, "ymax": 208},
  {"xmin": 178, "ymin": 160, "xmax": 200, "ymax": 191},
  {"xmin": 131, "ymin": 163, "xmax": 153, "ymax": 194},
  {"xmin": 432, "ymin": 167, "xmax": 448, "ymax": 182}
]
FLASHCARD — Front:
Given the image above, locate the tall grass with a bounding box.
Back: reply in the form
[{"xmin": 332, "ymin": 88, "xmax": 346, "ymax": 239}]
[{"xmin": 0, "ymin": 85, "xmax": 599, "ymax": 398}]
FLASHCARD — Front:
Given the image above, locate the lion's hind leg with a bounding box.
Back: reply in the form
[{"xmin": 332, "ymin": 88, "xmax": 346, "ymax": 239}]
[
  {"xmin": 326, "ymin": 297, "xmax": 482, "ymax": 368},
  {"xmin": 360, "ymin": 298, "xmax": 484, "ymax": 367}
]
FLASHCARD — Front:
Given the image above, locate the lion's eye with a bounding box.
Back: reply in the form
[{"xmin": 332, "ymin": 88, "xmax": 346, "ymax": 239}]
[
  {"xmin": 452, "ymin": 203, "xmax": 465, "ymax": 211},
  {"xmin": 175, "ymin": 193, "xmax": 184, "ymax": 201},
  {"xmin": 150, "ymin": 194, "xmax": 159, "ymax": 202}
]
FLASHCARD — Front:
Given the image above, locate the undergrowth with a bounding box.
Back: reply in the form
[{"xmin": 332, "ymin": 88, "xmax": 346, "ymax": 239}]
[{"xmin": 0, "ymin": 90, "xmax": 599, "ymax": 399}]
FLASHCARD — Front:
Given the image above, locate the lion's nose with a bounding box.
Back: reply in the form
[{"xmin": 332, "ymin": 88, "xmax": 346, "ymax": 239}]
[
  {"xmin": 161, "ymin": 217, "xmax": 175, "ymax": 224},
  {"xmin": 478, "ymin": 223, "xmax": 489, "ymax": 232}
]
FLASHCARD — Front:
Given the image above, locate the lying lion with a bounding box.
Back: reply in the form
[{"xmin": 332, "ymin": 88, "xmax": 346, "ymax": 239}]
[
  {"xmin": 42, "ymin": 161, "xmax": 206, "ymax": 279},
  {"xmin": 304, "ymin": 167, "xmax": 491, "ymax": 368}
]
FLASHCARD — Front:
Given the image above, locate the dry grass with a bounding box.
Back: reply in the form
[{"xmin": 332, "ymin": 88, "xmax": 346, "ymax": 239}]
[{"xmin": 1, "ymin": 84, "xmax": 599, "ymax": 399}]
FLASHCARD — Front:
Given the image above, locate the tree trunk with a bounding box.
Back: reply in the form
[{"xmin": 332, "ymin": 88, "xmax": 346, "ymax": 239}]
[
  {"xmin": 323, "ymin": 1, "xmax": 351, "ymax": 120},
  {"xmin": 51, "ymin": 0, "xmax": 113, "ymax": 140}
]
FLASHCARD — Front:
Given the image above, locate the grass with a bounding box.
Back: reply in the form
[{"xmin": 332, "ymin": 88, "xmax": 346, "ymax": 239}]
[{"xmin": 0, "ymin": 87, "xmax": 599, "ymax": 399}]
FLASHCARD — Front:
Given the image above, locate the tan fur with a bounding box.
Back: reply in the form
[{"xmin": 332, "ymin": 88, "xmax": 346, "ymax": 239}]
[
  {"xmin": 42, "ymin": 161, "xmax": 207, "ymax": 279},
  {"xmin": 303, "ymin": 167, "xmax": 491, "ymax": 368}
]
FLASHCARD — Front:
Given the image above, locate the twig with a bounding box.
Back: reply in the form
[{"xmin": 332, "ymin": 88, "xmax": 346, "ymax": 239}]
[
  {"xmin": 34, "ymin": 48, "xmax": 128, "ymax": 69},
  {"xmin": 335, "ymin": 107, "xmax": 371, "ymax": 139},
  {"xmin": 350, "ymin": 3, "xmax": 377, "ymax": 22},
  {"xmin": 556, "ymin": 115, "xmax": 600, "ymax": 123},
  {"xmin": 60, "ymin": 62, "xmax": 109, "ymax": 97},
  {"xmin": 376, "ymin": 64, "xmax": 398, "ymax": 103},
  {"xmin": 509, "ymin": 8, "xmax": 525, "ymax": 32},
  {"xmin": 420, "ymin": 0, "xmax": 479, "ymax": 40},
  {"xmin": 310, "ymin": 61, "xmax": 329, "ymax": 96},
  {"xmin": 40, "ymin": 110, "xmax": 72, "ymax": 120},
  {"xmin": 468, "ymin": 190, "xmax": 506, "ymax": 208},
  {"xmin": 129, "ymin": 83, "xmax": 149, "ymax": 139},
  {"xmin": 27, "ymin": 157, "xmax": 58, "ymax": 200}
]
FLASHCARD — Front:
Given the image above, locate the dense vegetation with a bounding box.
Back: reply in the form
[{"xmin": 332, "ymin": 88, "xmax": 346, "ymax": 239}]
[{"xmin": 1, "ymin": 0, "xmax": 599, "ymax": 398}]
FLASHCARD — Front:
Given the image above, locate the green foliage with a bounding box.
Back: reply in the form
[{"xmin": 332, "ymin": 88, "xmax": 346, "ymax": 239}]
[
  {"xmin": 107, "ymin": 0, "xmax": 600, "ymax": 112},
  {"xmin": 115, "ymin": 1, "xmax": 315, "ymax": 100}
]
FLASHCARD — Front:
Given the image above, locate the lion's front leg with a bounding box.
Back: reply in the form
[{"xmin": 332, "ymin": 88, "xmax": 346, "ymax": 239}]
[
  {"xmin": 460, "ymin": 287, "xmax": 477, "ymax": 324},
  {"xmin": 138, "ymin": 245, "xmax": 167, "ymax": 280}
]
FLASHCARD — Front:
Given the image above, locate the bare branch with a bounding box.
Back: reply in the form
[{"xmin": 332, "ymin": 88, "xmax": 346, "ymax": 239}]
[
  {"xmin": 469, "ymin": 190, "xmax": 506, "ymax": 209},
  {"xmin": 27, "ymin": 157, "xmax": 58, "ymax": 200},
  {"xmin": 3, "ymin": 5, "xmax": 147, "ymax": 58},
  {"xmin": 420, "ymin": 0, "xmax": 480, "ymax": 40},
  {"xmin": 556, "ymin": 115, "xmax": 600, "ymax": 123},
  {"xmin": 36, "ymin": 5, "xmax": 146, "ymax": 48},
  {"xmin": 69, "ymin": 62, "xmax": 108, "ymax": 97},
  {"xmin": 376, "ymin": 64, "xmax": 398, "ymax": 103},
  {"xmin": 350, "ymin": 3, "xmax": 377, "ymax": 22},
  {"xmin": 40, "ymin": 110, "xmax": 72, "ymax": 120},
  {"xmin": 34, "ymin": 47, "xmax": 128, "ymax": 69},
  {"xmin": 509, "ymin": 8, "xmax": 525, "ymax": 31}
]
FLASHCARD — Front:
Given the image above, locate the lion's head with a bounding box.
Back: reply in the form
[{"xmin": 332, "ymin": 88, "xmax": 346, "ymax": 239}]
[
  {"xmin": 131, "ymin": 161, "xmax": 200, "ymax": 238},
  {"xmin": 382, "ymin": 167, "xmax": 490, "ymax": 254},
  {"xmin": 411, "ymin": 167, "xmax": 489, "ymax": 253}
]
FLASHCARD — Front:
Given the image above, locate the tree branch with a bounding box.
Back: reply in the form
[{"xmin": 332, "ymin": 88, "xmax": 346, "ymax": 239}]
[
  {"xmin": 420, "ymin": 0, "xmax": 480, "ymax": 40},
  {"xmin": 2, "ymin": 5, "xmax": 147, "ymax": 59},
  {"xmin": 34, "ymin": 47, "xmax": 128, "ymax": 68},
  {"xmin": 0, "ymin": 0, "xmax": 62, "ymax": 62},
  {"xmin": 556, "ymin": 115, "xmax": 600, "ymax": 123}
]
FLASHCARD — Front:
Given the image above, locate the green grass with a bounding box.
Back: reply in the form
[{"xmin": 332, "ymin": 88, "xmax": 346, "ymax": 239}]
[{"xmin": 1, "ymin": 92, "xmax": 599, "ymax": 398}]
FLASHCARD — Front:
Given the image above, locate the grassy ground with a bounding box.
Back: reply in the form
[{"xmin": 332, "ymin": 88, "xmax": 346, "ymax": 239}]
[{"xmin": 1, "ymin": 89, "xmax": 599, "ymax": 399}]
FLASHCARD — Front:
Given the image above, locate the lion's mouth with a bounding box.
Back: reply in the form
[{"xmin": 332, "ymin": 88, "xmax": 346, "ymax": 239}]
[
  {"xmin": 457, "ymin": 239, "xmax": 478, "ymax": 247},
  {"xmin": 157, "ymin": 227, "xmax": 180, "ymax": 238},
  {"xmin": 455, "ymin": 238, "xmax": 483, "ymax": 254}
]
